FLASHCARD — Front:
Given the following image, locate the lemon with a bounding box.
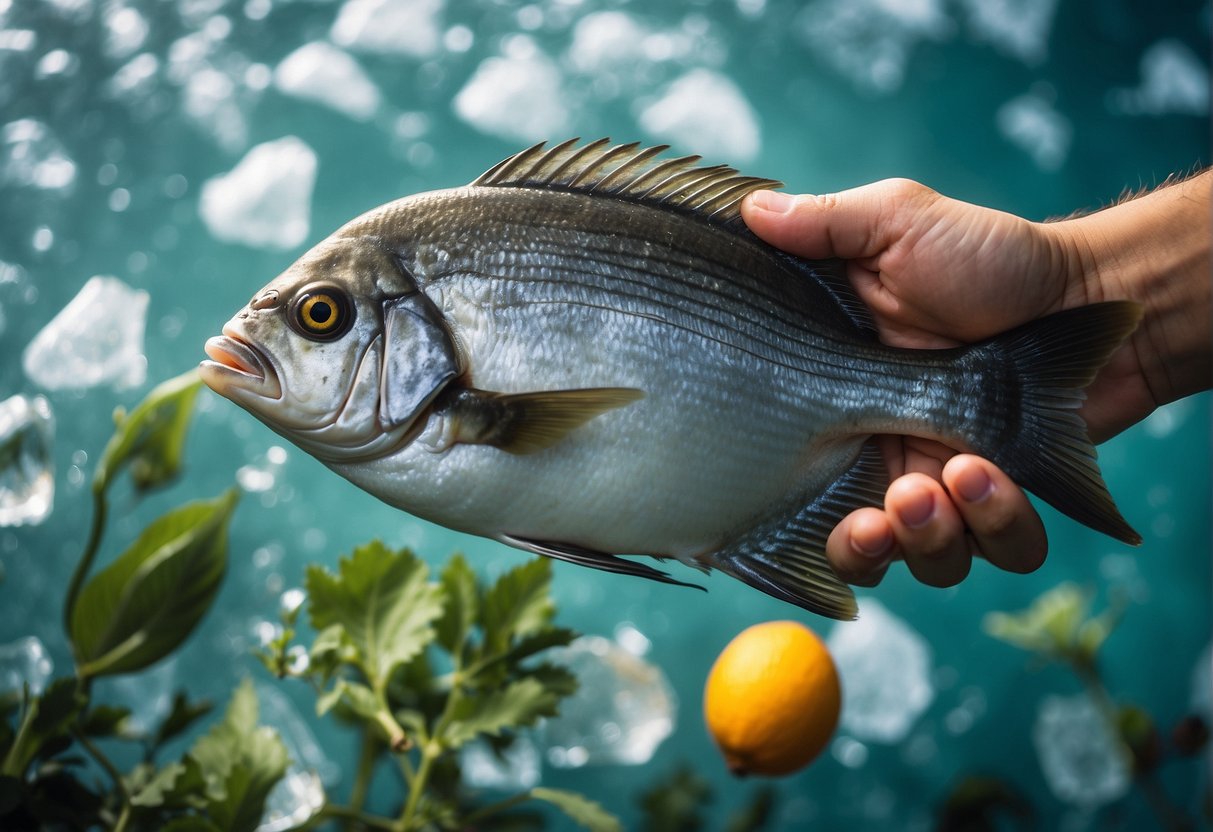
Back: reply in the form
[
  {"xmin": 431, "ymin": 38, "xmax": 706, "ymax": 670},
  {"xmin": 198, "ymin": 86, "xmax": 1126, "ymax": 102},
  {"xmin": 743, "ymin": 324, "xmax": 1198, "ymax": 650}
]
[{"xmin": 703, "ymin": 620, "xmax": 841, "ymax": 776}]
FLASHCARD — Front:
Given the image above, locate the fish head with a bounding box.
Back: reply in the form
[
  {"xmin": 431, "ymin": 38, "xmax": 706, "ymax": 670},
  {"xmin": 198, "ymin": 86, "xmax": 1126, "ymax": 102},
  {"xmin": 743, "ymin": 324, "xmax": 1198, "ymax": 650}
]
[{"xmin": 200, "ymin": 232, "xmax": 460, "ymax": 461}]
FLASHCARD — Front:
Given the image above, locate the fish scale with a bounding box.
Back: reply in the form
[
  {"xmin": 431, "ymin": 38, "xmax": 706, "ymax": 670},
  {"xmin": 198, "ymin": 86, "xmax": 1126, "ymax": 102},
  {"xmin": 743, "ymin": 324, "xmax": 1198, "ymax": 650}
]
[{"xmin": 201, "ymin": 139, "xmax": 1142, "ymax": 619}]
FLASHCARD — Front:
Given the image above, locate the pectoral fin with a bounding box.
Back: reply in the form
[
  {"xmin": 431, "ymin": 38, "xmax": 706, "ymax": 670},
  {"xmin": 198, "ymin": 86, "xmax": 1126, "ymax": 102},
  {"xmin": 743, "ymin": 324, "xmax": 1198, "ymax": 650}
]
[
  {"xmin": 440, "ymin": 386, "xmax": 644, "ymax": 454},
  {"xmin": 501, "ymin": 534, "xmax": 704, "ymax": 591}
]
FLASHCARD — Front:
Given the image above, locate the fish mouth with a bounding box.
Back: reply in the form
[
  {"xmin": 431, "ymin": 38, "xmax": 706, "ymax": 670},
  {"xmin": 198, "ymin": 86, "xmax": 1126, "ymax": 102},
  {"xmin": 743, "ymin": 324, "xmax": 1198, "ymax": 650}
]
[{"xmin": 200, "ymin": 329, "xmax": 282, "ymax": 400}]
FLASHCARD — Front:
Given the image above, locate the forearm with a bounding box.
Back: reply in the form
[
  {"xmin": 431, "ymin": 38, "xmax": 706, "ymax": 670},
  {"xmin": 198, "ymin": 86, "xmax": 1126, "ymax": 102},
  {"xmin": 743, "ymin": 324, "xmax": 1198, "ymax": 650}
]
[{"xmin": 1047, "ymin": 169, "xmax": 1212, "ymax": 415}]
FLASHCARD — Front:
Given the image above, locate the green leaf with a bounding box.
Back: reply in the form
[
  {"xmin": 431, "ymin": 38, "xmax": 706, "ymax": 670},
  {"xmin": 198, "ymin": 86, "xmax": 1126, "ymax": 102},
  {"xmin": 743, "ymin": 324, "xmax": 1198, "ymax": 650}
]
[
  {"xmin": 316, "ymin": 679, "xmax": 380, "ymax": 721},
  {"xmin": 184, "ymin": 680, "xmax": 289, "ymax": 832},
  {"xmin": 482, "ymin": 559, "xmax": 554, "ymax": 654},
  {"xmin": 161, "ymin": 817, "xmax": 224, "ymax": 832},
  {"xmin": 306, "ymin": 542, "xmax": 444, "ymax": 692},
  {"xmin": 70, "ymin": 490, "xmax": 238, "ymax": 679},
  {"xmin": 531, "ymin": 787, "xmax": 622, "ymax": 832},
  {"xmin": 307, "ymin": 625, "xmax": 355, "ymax": 682},
  {"xmin": 129, "ymin": 760, "xmax": 193, "ymax": 808},
  {"xmin": 435, "ymin": 554, "xmax": 478, "ymax": 655},
  {"xmin": 80, "ymin": 705, "xmax": 135, "ymax": 740},
  {"xmin": 94, "ymin": 369, "xmax": 204, "ymax": 494},
  {"xmin": 0, "ymin": 680, "xmax": 85, "ymax": 778},
  {"xmin": 638, "ymin": 765, "xmax": 712, "ymax": 832},
  {"xmin": 153, "ymin": 693, "xmax": 214, "ymax": 750},
  {"xmin": 441, "ymin": 677, "xmax": 563, "ymax": 749}
]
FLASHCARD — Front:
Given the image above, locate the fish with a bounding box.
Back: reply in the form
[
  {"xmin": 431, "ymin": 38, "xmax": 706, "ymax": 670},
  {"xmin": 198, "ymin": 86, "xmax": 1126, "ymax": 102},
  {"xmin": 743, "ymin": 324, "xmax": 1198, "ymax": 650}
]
[{"xmin": 199, "ymin": 138, "xmax": 1142, "ymax": 620}]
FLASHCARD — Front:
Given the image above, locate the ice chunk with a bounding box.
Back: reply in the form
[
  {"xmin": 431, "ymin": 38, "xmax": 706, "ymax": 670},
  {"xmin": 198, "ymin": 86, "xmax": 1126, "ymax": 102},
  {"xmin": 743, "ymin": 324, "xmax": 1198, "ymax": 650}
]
[
  {"xmin": 956, "ymin": 0, "xmax": 1057, "ymax": 64},
  {"xmin": 454, "ymin": 47, "xmax": 570, "ymax": 144},
  {"xmin": 102, "ymin": 2, "xmax": 149, "ymax": 60},
  {"xmin": 794, "ymin": 0, "xmax": 951, "ymax": 93},
  {"xmin": 23, "ymin": 276, "xmax": 148, "ymax": 391},
  {"xmin": 541, "ymin": 634, "xmax": 675, "ymax": 767},
  {"xmin": 0, "ymin": 395, "xmax": 54, "ymax": 527},
  {"xmin": 199, "ymin": 137, "xmax": 317, "ymax": 250},
  {"xmin": 461, "ymin": 735, "xmax": 542, "ymax": 791},
  {"xmin": 997, "ymin": 88, "xmax": 1071, "ymax": 170},
  {"xmin": 636, "ymin": 69, "xmax": 761, "ymax": 162},
  {"xmin": 274, "ymin": 42, "xmax": 381, "ymax": 121},
  {"xmin": 1111, "ymin": 40, "xmax": 1210, "ymax": 117},
  {"xmin": 1, "ymin": 118, "xmax": 76, "ymax": 190},
  {"xmin": 1033, "ymin": 693, "xmax": 1131, "ymax": 808},
  {"xmin": 567, "ymin": 11, "xmax": 651, "ymax": 75},
  {"xmin": 828, "ymin": 598, "xmax": 934, "ymax": 743},
  {"xmin": 0, "ymin": 636, "xmax": 53, "ymax": 695},
  {"xmin": 331, "ymin": 0, "xmax": 443, "ymax": 58},
  {"xmin": 256, "ymin": 683, "xmax": 333, "ymax": 831}
]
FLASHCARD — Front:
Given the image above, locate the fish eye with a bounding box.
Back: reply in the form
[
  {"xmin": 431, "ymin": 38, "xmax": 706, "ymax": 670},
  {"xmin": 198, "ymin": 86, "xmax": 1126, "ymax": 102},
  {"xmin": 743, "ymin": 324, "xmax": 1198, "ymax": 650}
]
[{"xmin": 291, "ymin": 286, "xmax": 353, "ymax": 340}]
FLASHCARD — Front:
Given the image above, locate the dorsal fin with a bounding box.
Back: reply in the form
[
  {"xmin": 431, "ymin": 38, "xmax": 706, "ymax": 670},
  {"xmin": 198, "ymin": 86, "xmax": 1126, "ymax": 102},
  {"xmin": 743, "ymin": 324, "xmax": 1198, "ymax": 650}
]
[{"xmin": 470, "ymin": 138, "xmax": 783, "ymax": 233}]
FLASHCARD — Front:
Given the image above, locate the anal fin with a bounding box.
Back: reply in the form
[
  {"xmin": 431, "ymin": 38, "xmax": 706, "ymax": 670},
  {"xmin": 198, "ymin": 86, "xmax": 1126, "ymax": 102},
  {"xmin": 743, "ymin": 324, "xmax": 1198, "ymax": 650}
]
[
  {"xmin": 700, "ymin": 441, "xmax": 888, "ymax": 620},
  {"xmin": 500, "ymin": 534, "xmax": 704, "ymax": 591}
]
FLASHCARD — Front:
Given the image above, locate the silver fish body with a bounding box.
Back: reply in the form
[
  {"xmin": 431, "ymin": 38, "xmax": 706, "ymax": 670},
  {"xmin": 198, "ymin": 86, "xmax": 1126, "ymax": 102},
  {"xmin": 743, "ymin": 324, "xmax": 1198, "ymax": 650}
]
[{"xmin": 200, "ymin": 140, "xmax": 1141, "ymax": 619}]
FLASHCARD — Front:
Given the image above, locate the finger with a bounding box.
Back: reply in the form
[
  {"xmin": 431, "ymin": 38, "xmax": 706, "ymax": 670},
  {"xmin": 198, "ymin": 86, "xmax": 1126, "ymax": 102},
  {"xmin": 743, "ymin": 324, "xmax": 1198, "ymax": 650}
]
[
  {"xmin": 739, "ymin": 179, "xmax": 935, "ymax": 261},
  {"xmin": 827, "ymin": 507, "xmax": 897, "ymax": 587},
  {"xmin": 885, "ymin": 473, "xmax": 972, "ymax": 587},
  {"xmin": 941, "ymin": 455, "xmax": 1047, "ymax": 574}
]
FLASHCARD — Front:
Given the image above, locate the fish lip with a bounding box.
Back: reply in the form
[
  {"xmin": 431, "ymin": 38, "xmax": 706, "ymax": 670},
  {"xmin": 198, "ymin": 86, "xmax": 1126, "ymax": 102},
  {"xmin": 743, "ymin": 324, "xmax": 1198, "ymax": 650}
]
[{"xmin": 200, "ymin": 331, "xmax": 282, "ymax": 400}]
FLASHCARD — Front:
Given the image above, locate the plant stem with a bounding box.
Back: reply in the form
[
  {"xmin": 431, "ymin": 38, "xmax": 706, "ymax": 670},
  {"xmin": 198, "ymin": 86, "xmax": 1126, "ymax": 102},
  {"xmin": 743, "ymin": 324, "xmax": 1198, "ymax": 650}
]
[
  {"xmin": 347, "ymin": 728, "xmax": 379, "ymax": 830},
  {"xmin": 0, "ymin": 689, "xmax": 37, "ymax": 777},
  {"xmin": 294, "ymin": 803, "xmax": 398, "ymax": 832},
  {"xmin": 74, "ymin": 727, "xmax": 131, "ymax": 832},
  {"xmin": 398, "ymin": 678, "xmax": 464, "ymax": 830},
  {"xmin": 461, "ymin": 791, "xmax": 533, "ymax": 825},
  {"xmin": 63, "ymin": 488, "xmax": 107, "ymax": 649}
]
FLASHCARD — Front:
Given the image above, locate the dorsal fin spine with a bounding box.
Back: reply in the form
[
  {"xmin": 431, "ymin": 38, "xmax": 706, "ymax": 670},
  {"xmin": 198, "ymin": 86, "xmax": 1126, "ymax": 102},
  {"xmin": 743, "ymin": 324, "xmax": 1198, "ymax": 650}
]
[
  {"xmin": 589, "ymin": 144, "xmax": 667, "ymax": 193},
  {"xmin": 568, "ymin": 141, "xmax": 638, "ymax": 189}
]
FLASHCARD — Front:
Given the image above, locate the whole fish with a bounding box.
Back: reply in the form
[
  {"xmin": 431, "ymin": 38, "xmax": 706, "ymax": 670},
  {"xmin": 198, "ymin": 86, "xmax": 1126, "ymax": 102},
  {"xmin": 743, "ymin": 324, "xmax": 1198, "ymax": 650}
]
[{"xmin": 200, "ymin": 139, "xmax": 1141, "ymax": 619}]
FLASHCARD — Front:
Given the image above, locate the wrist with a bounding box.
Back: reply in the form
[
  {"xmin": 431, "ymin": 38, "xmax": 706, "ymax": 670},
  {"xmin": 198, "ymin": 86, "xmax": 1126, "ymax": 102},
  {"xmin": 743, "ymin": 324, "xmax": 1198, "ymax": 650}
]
[{"xmin": 1044, "ymin": 171, "xmax": 1212, "ymax": 409}]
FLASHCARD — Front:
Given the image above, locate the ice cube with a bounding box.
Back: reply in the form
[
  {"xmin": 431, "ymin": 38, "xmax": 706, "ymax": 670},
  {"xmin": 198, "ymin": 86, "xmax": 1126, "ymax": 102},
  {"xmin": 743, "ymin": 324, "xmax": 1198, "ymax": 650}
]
[
  {"xmin": 199, "ymin": 136, "xmax": 317, "ymax": 250},
  {"xmin": 956, "ymin": 0, "xmax": 1057, "ymax": 64},
  {"xmin": 331, "ymin": 0, "xmax": 443, "ymax": 58},
  {"xmin": 1, "ymin": 118, "xmax": 76, "ymax": 190},
  {"xmin": 1033, "ymin": 693, "xmax": 1131, "ymax": 808},
  {"xmin": 274, "ymin": 42, "xmax": 380, "ymax": 121},
  {"xmin": 1111, "ymin": 39, "xmax": 1210, "ymax": 117},
  {"xmin": 827, "ymin": 598, "xmax": 934, "ymax": 743},
  {"xmin": 102, "ymin": 2, "xmax": 149, "ymax": 60},
  {"xmin": 461, "ymin": 734, "xmax": 542, "ymax": 791},
  {"xmin": 22, "ymin": 275, "xmax": 148, "ymax": 391},
  {"xmin": 541, "ymin": 634, "xmax": 676, "ymax": 768},
  {"xmin": 0, "ymin": 395, "xmax": 54, "ymax": 527},
  {"xmin": 255, "ymin": 683, "xmax": 333, "ymax": 831},
  {"xmin": 0, "ymin": 635, "xmax": 53, "ymax": 695},
  {"xmin": 453, "ymin": 48, "xmax": 571, "ymax": 144},
  {"xmin": 636, "ymin": 69, "xmax": 761, "ymax": 162},
  {"xmin": 997, "ymin": 88, "xmax": 1072, "ymax": 171}
]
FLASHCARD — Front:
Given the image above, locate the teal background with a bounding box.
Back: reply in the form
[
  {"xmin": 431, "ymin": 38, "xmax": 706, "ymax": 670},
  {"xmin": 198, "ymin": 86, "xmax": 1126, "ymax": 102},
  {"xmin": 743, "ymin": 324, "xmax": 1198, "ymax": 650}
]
[{"xmin": 0, "ymin": 0, "xmax": 1209, "ymax": 828}]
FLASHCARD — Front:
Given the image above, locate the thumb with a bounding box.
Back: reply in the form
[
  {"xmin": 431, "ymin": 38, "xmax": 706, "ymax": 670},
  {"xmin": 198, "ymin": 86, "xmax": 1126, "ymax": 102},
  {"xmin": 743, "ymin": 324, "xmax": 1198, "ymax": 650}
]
[{"xmin": 741, "ymin": 179, "xmax": 928, "ymax": 261}]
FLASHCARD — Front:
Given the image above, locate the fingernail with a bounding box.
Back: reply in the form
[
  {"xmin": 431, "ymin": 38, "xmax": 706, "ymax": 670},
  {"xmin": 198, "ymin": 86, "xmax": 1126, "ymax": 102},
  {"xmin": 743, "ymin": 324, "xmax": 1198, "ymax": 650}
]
[
  {"xmin": 898, "ymin": 490, "xmax": 934, "ymax": 529},
  {"xmin": 748, "ymin": 190, "xmax": 793, "ymax": 213},
  {"xmin": 955, "ymin": 467, "xmax": 993, "ymax": 503},
  {"xmin": 853, "ymin": 526, "xmax": 893, "ymax": 560}
]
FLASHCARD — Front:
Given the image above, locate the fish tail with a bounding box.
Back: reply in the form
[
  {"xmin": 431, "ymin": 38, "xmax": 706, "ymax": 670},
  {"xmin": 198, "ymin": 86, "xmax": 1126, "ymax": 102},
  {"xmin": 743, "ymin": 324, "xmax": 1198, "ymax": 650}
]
[{"xmin": 970, "ymin": 300, "xmax": 1143, "ymax": 545}]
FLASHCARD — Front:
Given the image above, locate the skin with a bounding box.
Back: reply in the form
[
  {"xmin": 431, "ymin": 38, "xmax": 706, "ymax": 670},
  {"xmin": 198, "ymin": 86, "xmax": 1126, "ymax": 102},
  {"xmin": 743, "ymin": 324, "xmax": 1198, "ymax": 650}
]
[{"xmin": 740, "ymin": 170, "xmax": 1212, "ymax": 589}]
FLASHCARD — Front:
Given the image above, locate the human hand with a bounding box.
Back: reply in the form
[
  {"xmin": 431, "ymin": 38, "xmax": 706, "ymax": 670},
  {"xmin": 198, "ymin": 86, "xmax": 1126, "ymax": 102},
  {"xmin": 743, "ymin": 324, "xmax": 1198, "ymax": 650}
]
[{"xmin": 741, "ymin": 173, "xmax": 1211, "ymax": 588}]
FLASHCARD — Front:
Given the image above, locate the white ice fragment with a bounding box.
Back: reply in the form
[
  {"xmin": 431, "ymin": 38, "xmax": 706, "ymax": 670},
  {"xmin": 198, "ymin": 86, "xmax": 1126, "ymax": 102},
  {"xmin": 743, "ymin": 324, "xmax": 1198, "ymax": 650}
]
[
  {"xmin": 0, "ymin": 636, "xmax": 53, "ymax": 695},
  {"xmin": 828, "ymin": 598, "xmax": 934, "ymax": 743},
  {"xmin": 331, "ymin": 0, "xmax": 443, "ymax": 58},
  {"xmin": 1, "ymin": 119, "xmax": 76, "ymax": 190},
  {"xmin": 1111, "ymin": 40, "xmax": 1210, "ymax": 117},
  {"xmin": 637, "ymin": 68, "xmax": 761, "ymax": 162},
  {"xmin": 34, "ymin": 48, "xmax": 79, "ymax": 79},
  {"xmin": 183, "ymin": 65, "xmax": 249, "ymax": 152},
  {"xmin": 453, "ymin": 49, "xmax": 571, "ymax": 143},
  {"xmin": 1033, "ymin": 693, "xmax": 1131, "ymax": 808},
  {"xmin": 567, "ymin": 11, "xmax": 651, "ymax": 75},
  {"xmin": 23, "ymin": 276, "xmax": 148, "ymax": 391},
  {"xmin": 997, "ymin": 88, "xmax": 1071, "ymax": 171},
  {"xmin": 274, "ymin": 41, "xmax": 381, "ymax": 121},
  {"xmin": 541, "ymin": 635, "xmax": 676, "ymax": 767},
  {"xmin": 0, "ymin": 395, "xmax": 54, "ymax": 527},
  {"xmin": 256, "ymin": 683, "xmax": 333, "ymax": 831},
  {"xmin": 957, "ymin": 0, "xmax": 1057, "ymax": 64},
  {"xmin": 107, "ymin": 52, "xmax": 160, "ymax": 100},
  {"xmin": 40, "ymin": 0, "xmax": 93, "ymax": 23},
  {"xmin": 0, "ymin": 29, "xmax": 36, "ymax": 52},
  {"xmin": 199, "ymin": 136, "xmax": 317, "ymax": 250},
  {"xmin": 102, "ymin": 3, "xmax": 149, "ymax": 59},
  {"xmin": 460, "ymin": 735, "xmax": 542, "ymax": 791},
  {"xmin": 795, "ymin": 0, "xmax": 951, "ymax": 93}
]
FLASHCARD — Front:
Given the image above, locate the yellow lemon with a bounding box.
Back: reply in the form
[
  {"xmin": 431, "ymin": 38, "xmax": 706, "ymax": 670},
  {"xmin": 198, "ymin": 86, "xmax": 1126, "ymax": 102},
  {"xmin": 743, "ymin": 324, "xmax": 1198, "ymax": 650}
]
[{"xmin": 704, "ymin": 620, "xmax": 841, "ymax": 776}]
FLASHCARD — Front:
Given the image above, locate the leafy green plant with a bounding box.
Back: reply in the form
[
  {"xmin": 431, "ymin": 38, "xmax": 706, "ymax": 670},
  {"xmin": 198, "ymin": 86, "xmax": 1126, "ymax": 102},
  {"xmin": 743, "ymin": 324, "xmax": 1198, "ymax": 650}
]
[{"xmin": 258, "ymin": 543, "xmax": 621, "ymax": 831}]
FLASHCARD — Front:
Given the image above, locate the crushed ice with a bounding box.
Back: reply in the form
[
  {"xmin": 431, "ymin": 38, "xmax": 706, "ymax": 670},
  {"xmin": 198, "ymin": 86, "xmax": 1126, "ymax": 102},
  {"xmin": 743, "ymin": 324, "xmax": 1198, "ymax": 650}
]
[
  {"xmin": 997, "ymin": 86, "xmax": 1072, "ymax": 170},
  {"xmin": 22, "ymin": 275, "xmax": 149, "ymax": 391},
  {"xmin": 1110, "ymin": 39, "xmax": 1209, "ymax": 116},
  {"xmin": 1, "ymin": 118, "xmax": 76, "ymax": 190},
  {"xmin": 460, "ymin": 735, "xmax": 542, "ymax": 791},
  {"xmin": 453, "ymin": 47, "xmax": 571, "ymax": 143},
  {"xmin": 0, "ymin": 395, "xmax": 54, "ymax": 527},
  {"xmin": 199, "ymin": 136, "xmax": 317, "ymax": 250},
  {"xmin": 541, "ymin": 634, "xmax": 675, "ymax": 768},
  {"xmin": 956, "ymin": 0, "xmax": 1058, "ymax": 64},
  {"xmin": 331, "ymin": 0, "xmax": 443, "ymax": 58},
  {"xmin": 828, "ymin": 598, "xmax": 934, "ymax": 743},
  {"xmin": 1032, "ymin": 693, "xmax": 1131, "ymax": 808},
  {"xmin": 274, "ymin": 41, "xmax": 381, "ymax": 121},
  {"xmin": 637, "ymin": 69, "xmax": 761, "ymax": 162}
]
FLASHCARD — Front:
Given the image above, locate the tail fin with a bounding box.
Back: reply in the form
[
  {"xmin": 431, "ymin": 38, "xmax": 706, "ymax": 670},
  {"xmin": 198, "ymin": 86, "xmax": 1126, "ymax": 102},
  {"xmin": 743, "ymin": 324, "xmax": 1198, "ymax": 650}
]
[{"xmin": 974, "ymin": 301, "xmax": 1143, "ymax": 545}]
